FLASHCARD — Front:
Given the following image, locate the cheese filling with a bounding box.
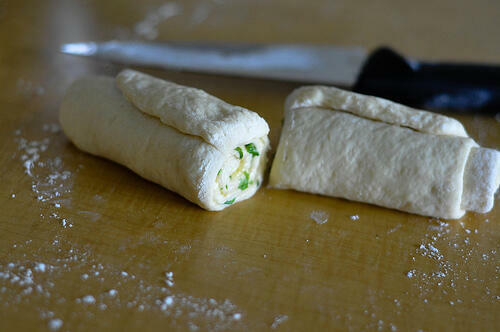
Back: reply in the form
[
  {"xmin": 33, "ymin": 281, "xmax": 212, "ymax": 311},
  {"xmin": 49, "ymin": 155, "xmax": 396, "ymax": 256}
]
[{"xmin": 213, "ymin": 137, "xmax": 269, "ymax": 206}]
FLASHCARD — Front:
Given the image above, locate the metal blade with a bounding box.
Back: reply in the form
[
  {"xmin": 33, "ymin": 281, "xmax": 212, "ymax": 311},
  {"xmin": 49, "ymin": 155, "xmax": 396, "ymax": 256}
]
[{"xmin": 60, "ymin": 41, "xmax": 367, "ymax": 87}]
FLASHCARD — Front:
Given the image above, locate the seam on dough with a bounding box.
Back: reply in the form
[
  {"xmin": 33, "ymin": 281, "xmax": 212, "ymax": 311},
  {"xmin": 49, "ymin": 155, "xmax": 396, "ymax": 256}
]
[
  {"xmin": 137, "ymin": 106, "xmax": 208, "ymax": 144},
  {"xmin": 116, "ymin": 70, "xmax": 269, "ymax": 154},
  {"xmin": 285, "ymin": 86, "xmax": 468, "ymax": 138},
  {"xmin": 289, "ymin": 106, "xmax": 432, "ymax": 135},
  {"xmin": 114, "ymin": 80, "xmax": 213, "ymax": 146},
  {"xmin": 123, "ymin": 95, "xmax": 267, "ymax": 153},
  {"xmin": 121, "ymin": 93, "xmax": 265, "ymax": 153}
]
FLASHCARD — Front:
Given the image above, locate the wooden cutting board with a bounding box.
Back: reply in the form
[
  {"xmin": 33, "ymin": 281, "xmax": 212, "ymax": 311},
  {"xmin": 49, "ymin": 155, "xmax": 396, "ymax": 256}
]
[{"xmin": 0, "ymin": 1, "xmax": 499, "ymax": 331}]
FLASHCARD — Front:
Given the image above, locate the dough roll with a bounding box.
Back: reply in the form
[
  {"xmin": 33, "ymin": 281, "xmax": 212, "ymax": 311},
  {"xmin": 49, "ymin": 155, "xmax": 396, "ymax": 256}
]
[
  {"xmin": 60, "ymin": 70, "xmax": 270, "ymax": 211},
  {"xmin": 269, "ymin": 86, "xmax": 500, "ymax": 219}
]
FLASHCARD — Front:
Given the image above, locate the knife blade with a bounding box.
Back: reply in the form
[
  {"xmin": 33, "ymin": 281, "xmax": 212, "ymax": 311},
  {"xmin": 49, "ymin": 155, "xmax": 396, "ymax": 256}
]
[
  {"xmin": 60, "ymin": 41, "xmax": 500, "ymax": 112},
  {"xmin": 60, "ymin": 41, "xmax": 367, "ymax": 87}
]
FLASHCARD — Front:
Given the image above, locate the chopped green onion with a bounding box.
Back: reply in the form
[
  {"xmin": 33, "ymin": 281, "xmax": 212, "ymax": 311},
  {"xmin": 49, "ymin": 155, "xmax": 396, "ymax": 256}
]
[
  {"xmin": 235, "ymin": 147, "xmax": 243, "ymax": 159},
  {"xmin": 225, "ymin": 185, "xmax": 228, "ymax": 189},
  {"xmin": 245, "ymin": 143, "xmax": 259, "ymax": 157},
  {"xmin": 224, "ymin": 198, "xmax": 236, "ymax": 205},
  {"xmin": 238, "ymin": 171, "xmax": 250, "ymax": 190},
  {"xmin": 217, "ymin": 169, "xmax": 222, "ymax": 176}
]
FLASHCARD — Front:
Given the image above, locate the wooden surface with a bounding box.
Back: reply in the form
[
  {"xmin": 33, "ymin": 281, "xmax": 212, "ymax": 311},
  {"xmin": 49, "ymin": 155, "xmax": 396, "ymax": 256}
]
[{"xmin": 1, "ymin": 0, "xmax": 499, "ymax": 331}]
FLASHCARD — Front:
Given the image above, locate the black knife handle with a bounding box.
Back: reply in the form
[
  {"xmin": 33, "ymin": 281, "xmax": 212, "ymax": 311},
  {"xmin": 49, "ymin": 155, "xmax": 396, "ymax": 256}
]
[{"xmin": 352, "ymin": 47, "xmax": 500, "ymax": 113}]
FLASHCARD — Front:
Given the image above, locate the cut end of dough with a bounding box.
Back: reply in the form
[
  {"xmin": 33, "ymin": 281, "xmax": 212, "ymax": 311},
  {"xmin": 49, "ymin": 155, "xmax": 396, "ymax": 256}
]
[
  {"xmin": 208, "ymin": 137, "xmax": 270, "ymax": 210},
  {"xmin": 461, "ymin": 147, "xmax": 500, "ymax": 214}
]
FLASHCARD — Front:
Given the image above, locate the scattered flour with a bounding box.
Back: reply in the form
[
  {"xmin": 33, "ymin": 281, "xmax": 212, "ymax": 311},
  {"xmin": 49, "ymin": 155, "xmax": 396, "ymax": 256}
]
[
  {"xmin": 77, "ymin": 210, "xmax": 101, "ymax": 222},
  {"xmin": 406, "ymin": 269, "xmax": 416, "ymax": 278},
  {"xmin": 189, "ymin": 1, "xmax": 212, "ymax": 26},
  {"xmin": 387, "ymin": 224, "xmax": 402, "ymax": 234},
  {"xmin": 405, "ymin": 218, "xmax": 498, "ymax": 306},
  {"xmin": 134, "ymin": 2, "xmax": 182, "ymax": 40},
  {"xmin": 80, "ymin": 295, "xmax": 96, "ymax": 304},
  {"xmin": 5, "ymin": 125, "xmax": 247, "ymax": 330},
  {"xmin": 310, "ymin": 210, "xmax": 329, "ymax": 225},
  {"xmin": 48, "ymin": 318, "xmax": 63, "ymax": 331},
  {"xmin": 14, "ymin": 125, "xmax": 75, "ymax": 229},
  {"xmin": 16, "ymin": 78, "xmax": 45, "ymax": 97},
  {"xmin": 13, "ymin": 123, "xmax": 96, "ymax": 230},
  {"xmin": 165, "ymin": 271, "xmax": 174, "ymax": 287},
  {"xmin": 4, "ymin": 129, "xmax": 248, "ymax": 331},
  {"xmin": 5, "ymin": 122, "xmax": 498, "ymax": 331},
  {"xmin": 34, "ymin": 263, "xmax": 47, "ymax": 273},
  {"xmin": 156, "ymin": 294, "xmax": 243, "ymax": 330},
  {"xmin": 271, "ymin": 314, "xmax": 289, "ymax": 329},
  {"xmin": 0, "ymin": 237, "xmax": 246, "ymax": 331}
]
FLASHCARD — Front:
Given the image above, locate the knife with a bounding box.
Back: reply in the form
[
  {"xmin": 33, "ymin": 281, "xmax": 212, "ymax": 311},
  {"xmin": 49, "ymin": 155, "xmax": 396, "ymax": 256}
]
[{"xmin": 60, "ymin": 41, "xmax": 500, "ymax": 112}]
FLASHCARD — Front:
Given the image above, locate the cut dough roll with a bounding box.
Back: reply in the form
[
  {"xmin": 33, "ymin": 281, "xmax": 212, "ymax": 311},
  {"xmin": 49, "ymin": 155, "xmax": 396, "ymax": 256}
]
[
  {"xmin": 270, "ymin": 86, "xmax": 500, "ymax": 219},
  {"xmin": 60, "ymin": 70, "xmax": 270, "ymax": 211}
]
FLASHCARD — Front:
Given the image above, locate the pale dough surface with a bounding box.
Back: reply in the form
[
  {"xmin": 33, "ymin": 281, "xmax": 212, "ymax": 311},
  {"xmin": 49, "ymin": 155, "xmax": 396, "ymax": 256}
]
[
  {"xmin": 60, "ymin": 75, "xmax": 270, "ymax": 211},
  {"xmin": 270, "ymin": 86, "xmax": 500, "ymax": 219},
  {"xmin": 117, "ymin": 69, "xmax": 269, "ymax": 152},
  {"xmin": 270, "ymin": 107, "xmax": 476, "ymax": 219},
  {"xmin": 285, "ymin": 86, "xmax": 468, "ymax": 137}
]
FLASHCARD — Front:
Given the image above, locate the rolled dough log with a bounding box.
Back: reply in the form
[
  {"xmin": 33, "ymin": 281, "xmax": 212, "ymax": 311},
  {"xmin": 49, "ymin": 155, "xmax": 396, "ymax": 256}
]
[
  {"xmin": 269, "ymin": 86, "xmax": 500, "ymax": 219},
  {"xmin": 60, "ymin": 70, "xmax": 270, "ymax": 211}
]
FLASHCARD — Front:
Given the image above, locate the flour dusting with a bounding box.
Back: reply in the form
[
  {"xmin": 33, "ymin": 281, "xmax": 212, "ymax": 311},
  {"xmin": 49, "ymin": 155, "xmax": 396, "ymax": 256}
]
[
  {"xmin": 310, "ymin": 210, "xmax": 329, "ymax": 225},
  {"xmin": 5, "ymin": 121, "xmax": 498, "ymax": 331},
  {"xmin": 271, "ymin": 314, "xmax": 289, "ymax": 329},
  {"xmin": 4, "ymin": 126, "xmax": 246, "ymax": 330},
  {"xmin": 48, "ymin": 318, "xmax": 63, "ymax": 331},
  {"xmin": 16, "ymin": 78, "xmax": 45, "ymax": 97},
  {"xmin": 0, "ymin": 236, "xmax": 246, "ymax": 331},
  {"xmin": 14, "ymin": 124, "xmax": 74, "ymax": 210},
  {"xmin": 164, "ymin": 271, "xmax": 174, "ymax": 287},
  {"xmin": 387, "ymin": 224, "xmax": 402, "ymax": 234},
  {"xmin": 405, "ymin": 218, "xmax": 499, "ymax": 305},
  {"xmin": 134, "ymin": 2, "xmax": 182, "ymax": 40},
  {"xmin": 157, "ymin": 294, "xmax": 243, "ymax": 330}
]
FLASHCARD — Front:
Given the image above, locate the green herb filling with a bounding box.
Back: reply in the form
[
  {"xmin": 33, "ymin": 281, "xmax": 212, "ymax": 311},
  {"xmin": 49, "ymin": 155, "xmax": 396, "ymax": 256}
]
[
  {"xmin": 245, "ymin": 143, "xmax": 259, "ymax": 157},
  {"xmin": 224, "ymin": 198, "xmax": 236, "ymax": 205},
  {"xmin": 235, "ymin": 147, "xmax": 243, "ymax": 159},
  {"xmin": 238, "ymin": 171, "xmax": 250, "ymax": 190}
]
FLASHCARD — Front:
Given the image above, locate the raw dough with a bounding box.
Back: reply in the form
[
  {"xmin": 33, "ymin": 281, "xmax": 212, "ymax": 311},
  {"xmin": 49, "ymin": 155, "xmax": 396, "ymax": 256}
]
[
  {"xmin": 117, "ymin": 69, "xmax": 268, "ymax": 151},
  {"xmin": 269, "ymin": 86, "xmax": 500, "ymax": 219},
  {"xmin": 60, "ymin": 70, "xmax": 270, "ymax": 211},
  {"xmin": 285, "ymin": 86, "xmax": 468, "ymax": 137}
]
